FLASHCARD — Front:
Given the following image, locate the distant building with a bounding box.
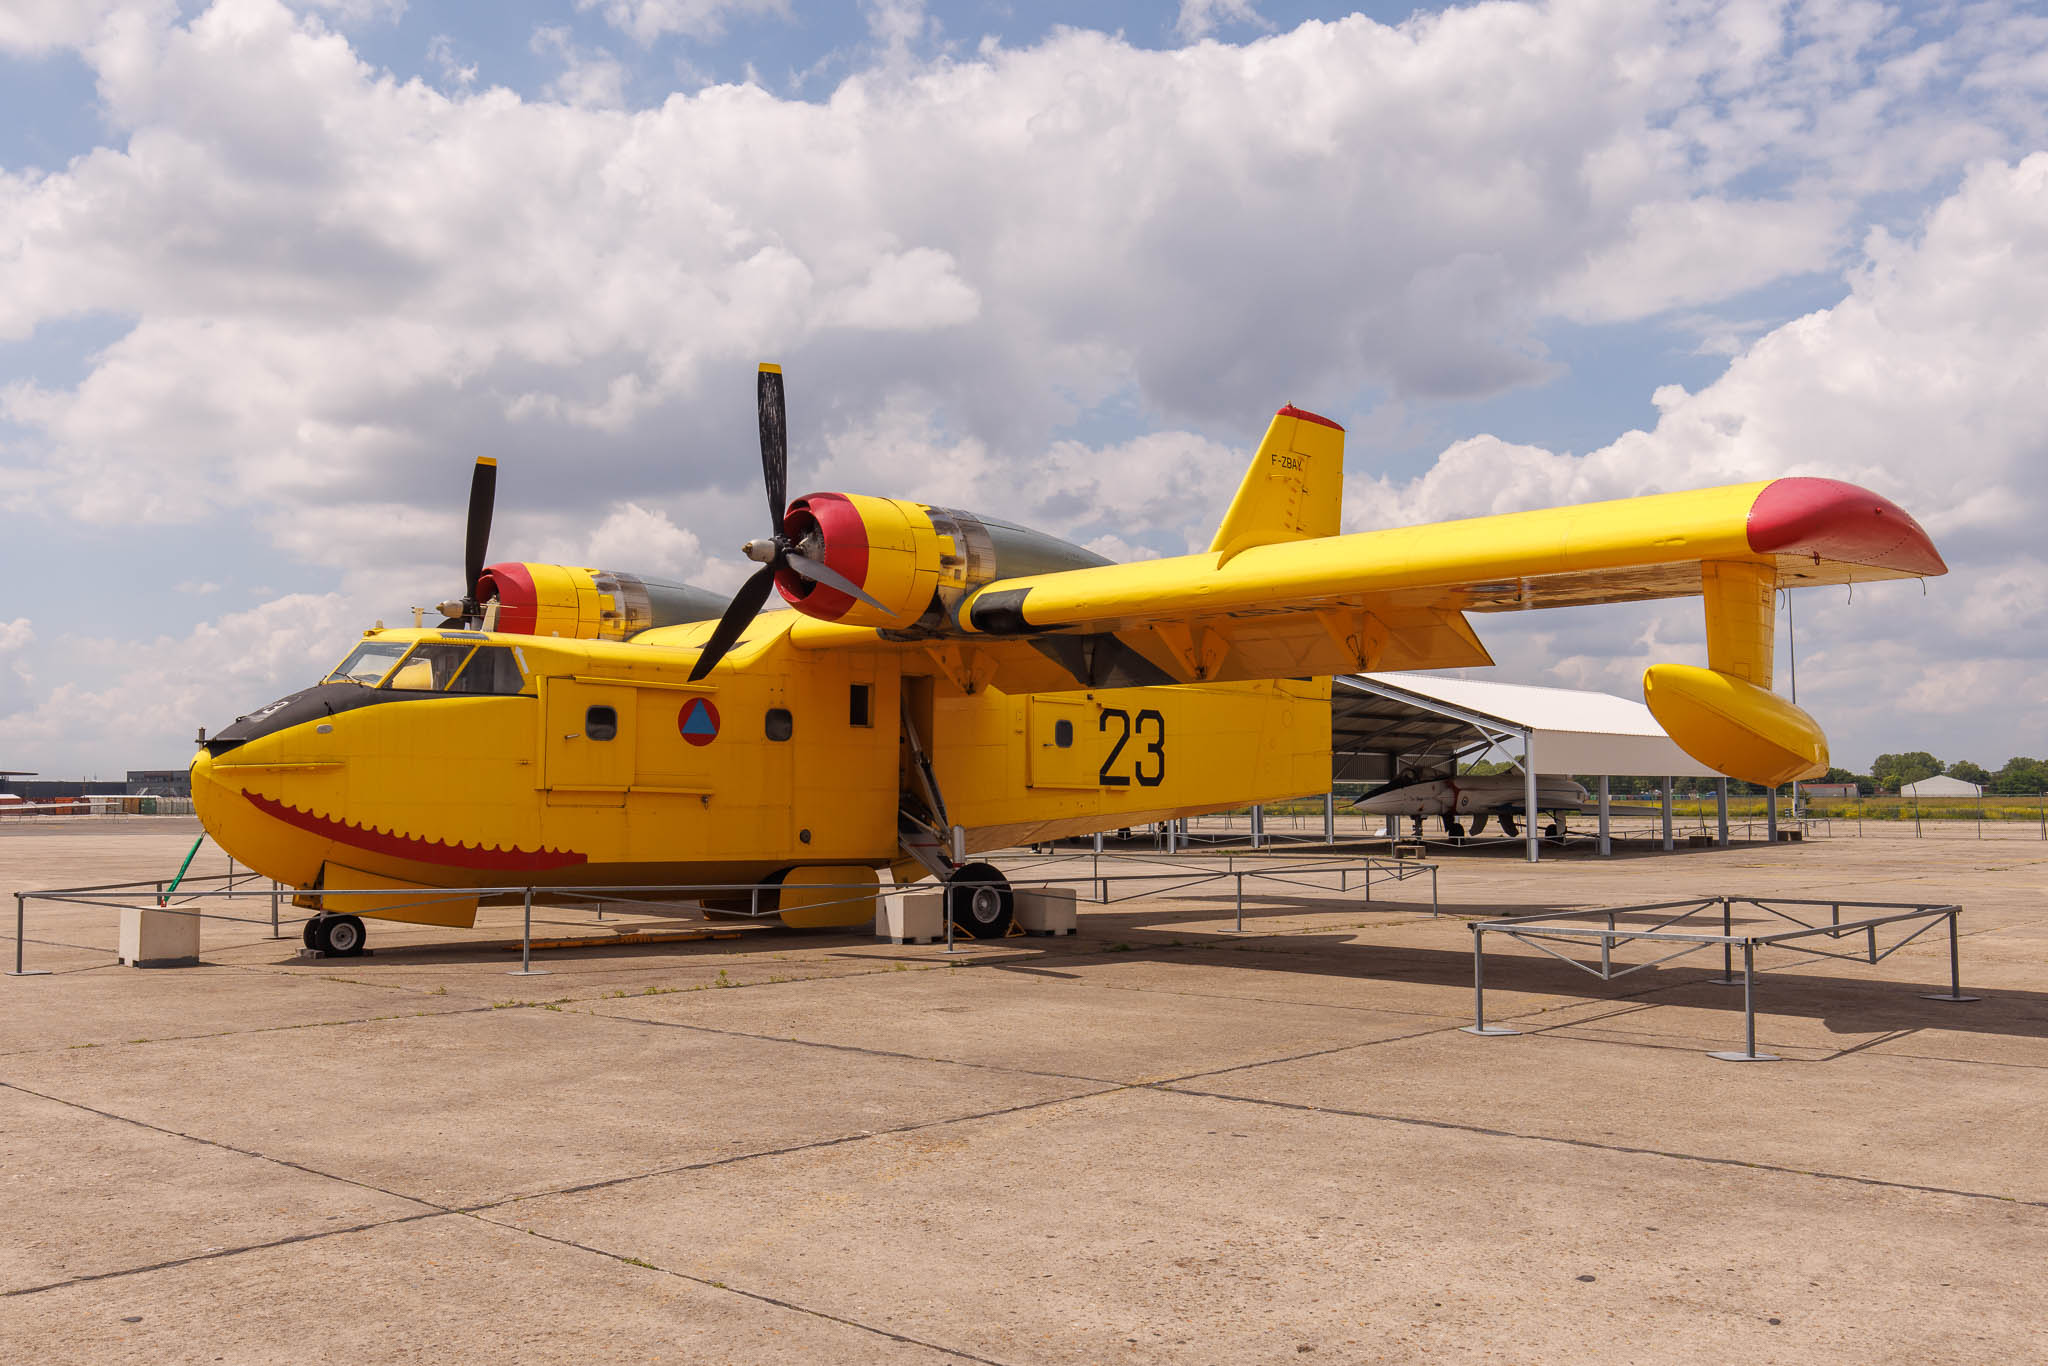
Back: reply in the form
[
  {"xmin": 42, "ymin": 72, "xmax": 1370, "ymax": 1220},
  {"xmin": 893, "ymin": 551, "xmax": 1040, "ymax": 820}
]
[
  {"xmin": 1802, "ymin": 782, "xmax": 1860, "ymax": 799},
  {"xmin": 0, "ymin": 771, "xmax": 191, "ymax": 799},
  {"xmin": 1901, "ymin": 774, "xmax": 1983, "ymax": 798},
  {"xmin": 0, "ymin": 779, "xmax": 127, "ymax": 799},
  {"xmin": 126, "ymin": 769, "xmax": 192, "ymax": 798}
]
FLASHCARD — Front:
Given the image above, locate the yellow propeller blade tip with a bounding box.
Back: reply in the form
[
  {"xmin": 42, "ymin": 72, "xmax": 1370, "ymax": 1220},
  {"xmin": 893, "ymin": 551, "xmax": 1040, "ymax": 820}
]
[
  {"xmin": 476, "ymin": 456, "xmax": 498, "ymax": 467},
  {"xmin": 759, "ymin": 362, "xmax": 782, "ymax": 374}
]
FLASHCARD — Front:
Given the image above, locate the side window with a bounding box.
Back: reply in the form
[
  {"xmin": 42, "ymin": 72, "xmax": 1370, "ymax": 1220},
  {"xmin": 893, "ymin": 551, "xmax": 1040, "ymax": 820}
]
[
  {"xmin": 448, "ymin": 645, "xmax": 525, "ymax": 695},
  {"xmin": 585, "ymin": 705, "xmax": 618, "ymax": 741},
  {"xmin": 765, "ymin": 708, "xmax": 794, "ymax": 742},
  {"xmin": 849, "ymin": 684, "xmax": 871, "ymax": 727},
  {"xmin": 1054, "ymin": 719, "xmax": 1074, "ymax": 748}
]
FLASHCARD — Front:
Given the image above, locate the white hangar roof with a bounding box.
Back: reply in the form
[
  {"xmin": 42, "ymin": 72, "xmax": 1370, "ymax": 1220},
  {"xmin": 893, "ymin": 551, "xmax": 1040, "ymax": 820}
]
[{"xmin": 1332, "ymin": 672, "xmax": 1724, "ymax": 780}]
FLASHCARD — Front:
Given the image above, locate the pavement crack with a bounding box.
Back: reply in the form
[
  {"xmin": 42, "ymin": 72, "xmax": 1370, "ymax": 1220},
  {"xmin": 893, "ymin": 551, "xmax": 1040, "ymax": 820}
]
[
  {"xmin": 568, "ymin": 1001, "xmax": 1135, "ymax": 1086},
  {"xmin": 0, "ymin": 1002, "xmax": 500, "ymax": 1058},
  {"xmin": 0, "ymin": 1079, "xmax": 449, "ymax": 1215},
  {"xmin": 470, "ymin": 1085, "xmax": 1124, "ymax": 1210},
  {"xmin": 475, "ymin": 1220, "xmax": 1014, "ymax": 1364},
  {"xmin": 1152, "ymin": 1081, "xmax": 2048, "ymax": 1211},
  {"xmin": 3, "ymin": 1211, "xmax": 450, "ymax": 1299}
]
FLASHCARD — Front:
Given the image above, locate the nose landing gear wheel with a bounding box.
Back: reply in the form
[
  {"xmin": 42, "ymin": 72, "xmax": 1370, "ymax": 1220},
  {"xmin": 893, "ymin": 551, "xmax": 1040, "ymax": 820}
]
[
  {"xmin": 943, "ymin": 862, "xmax": 1014, "ymax": 940},
  {"xmin": 309, "ymin": 914, "xmax": 367, "ymax": 957}
]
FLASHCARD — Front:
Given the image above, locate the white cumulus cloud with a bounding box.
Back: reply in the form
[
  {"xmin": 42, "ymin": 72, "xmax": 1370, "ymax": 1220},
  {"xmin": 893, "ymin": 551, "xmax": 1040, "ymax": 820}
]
[{"xmin": 2, "ymin": 1, "xmax": 2047, "ymax": 771}]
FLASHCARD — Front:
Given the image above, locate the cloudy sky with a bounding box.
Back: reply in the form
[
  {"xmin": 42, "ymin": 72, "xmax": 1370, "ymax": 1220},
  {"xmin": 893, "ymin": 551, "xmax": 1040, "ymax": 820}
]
[{"xmin": 3, "ymin": 0, "xmax": 2044, "ymax": 779}]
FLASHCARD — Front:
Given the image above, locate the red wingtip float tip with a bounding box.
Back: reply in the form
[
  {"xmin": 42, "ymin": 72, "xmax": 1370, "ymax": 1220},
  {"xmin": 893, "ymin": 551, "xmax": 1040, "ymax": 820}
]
[
  {"xmin": 1747, "ymin": 477, "xmax": 1947, "ymax": 578},
  {"xmin": 1276, "ymin": 404, "xmax": 1344, "ymax": 432}
]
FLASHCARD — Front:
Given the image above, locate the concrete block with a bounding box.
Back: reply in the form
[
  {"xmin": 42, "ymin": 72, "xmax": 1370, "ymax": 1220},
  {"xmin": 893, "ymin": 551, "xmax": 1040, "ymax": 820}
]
[
  {"xmin": 119, "ymin": 906, "xmax": 201, "ymax": 968},
  {"xmin": 1392, "ymin": 843, "xmax": 1425, "ymax": 859},
  {"xmin": 875, "ymin": 891, "xmax": 945, "ymax": 945},
  {"xmin": 1015, "ymin": 887, "xmax": 1078, "ymax": 937}
]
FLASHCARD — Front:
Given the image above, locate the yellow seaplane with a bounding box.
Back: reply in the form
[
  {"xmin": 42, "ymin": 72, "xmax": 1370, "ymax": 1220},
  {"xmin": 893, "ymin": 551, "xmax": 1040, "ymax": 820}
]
[{"xmin": 191, "ymin": 366, "xmax": 1945, "ymax": 955}]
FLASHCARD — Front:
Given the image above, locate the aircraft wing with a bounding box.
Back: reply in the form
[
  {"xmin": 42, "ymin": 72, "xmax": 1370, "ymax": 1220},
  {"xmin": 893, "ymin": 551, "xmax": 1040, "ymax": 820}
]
[{"xmin": 883, "ymin": 477, "xmax": 1944, "ymax": 689}]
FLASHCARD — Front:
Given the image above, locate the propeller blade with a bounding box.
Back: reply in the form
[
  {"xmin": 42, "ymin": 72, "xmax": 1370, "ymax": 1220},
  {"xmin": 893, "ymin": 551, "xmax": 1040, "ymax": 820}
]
[
  {"xmin": 757, "ymin": 363, "xmax": 787, "ymax": 525},
  {"xmin": 784, "ymin": 551, "xmax": 890, "ymax": 615},
  {"xmin": 688, "ymin": 563, "xmax": 778, "ymax": 682},
  {"xmin": 463, "ymin": 455, "xmax": 498, "ymax": 603}
]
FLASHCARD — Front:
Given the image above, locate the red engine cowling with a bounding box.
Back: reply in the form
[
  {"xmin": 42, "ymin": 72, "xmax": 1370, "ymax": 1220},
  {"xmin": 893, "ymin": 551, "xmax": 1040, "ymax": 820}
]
[
  {"xmin": 773, "ymin": 493, "xmax": 1110, "ymax": 632},
  {"xmin": 474, "ymin": 563, "xmax": 729, "ymax": 640}
]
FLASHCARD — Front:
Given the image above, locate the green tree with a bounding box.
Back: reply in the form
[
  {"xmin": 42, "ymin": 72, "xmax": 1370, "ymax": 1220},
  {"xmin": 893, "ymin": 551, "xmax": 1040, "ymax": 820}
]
[
  {"xmin": 1947, "ymin": 760, "xmax": 1992, "ymax": 787},
  {"xmin": 1871, "ymin": 751, "xmax": 1943, "ymax": 792},
  {"xmin": 1822, "ymin": 766, "xmax": 1876, "ymax": 796},
  {"xmin": 1991, "ymin": 756, "xmax": 2048, "ymax": 795}
]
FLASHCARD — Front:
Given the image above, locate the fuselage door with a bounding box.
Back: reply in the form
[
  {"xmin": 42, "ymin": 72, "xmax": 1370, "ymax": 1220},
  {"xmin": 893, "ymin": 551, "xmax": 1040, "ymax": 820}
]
[
  {"xmin": 543, "ymin": 680, "xmax": 636, "ymax": 791},
  {"xmin": 1027, "ymin": 696, "xmax": 1097, "ymax": 789}
]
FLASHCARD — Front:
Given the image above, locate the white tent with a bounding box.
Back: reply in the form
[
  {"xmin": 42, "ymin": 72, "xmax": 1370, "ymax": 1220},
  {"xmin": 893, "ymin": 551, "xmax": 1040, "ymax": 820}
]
[
  {"xmin": 1901, "ymin": 775, "xmax": 1982, "ymax": 798},
  {"xmin": 1333, "ymin": 673, "xmax": 1748, "ymax": 863}
]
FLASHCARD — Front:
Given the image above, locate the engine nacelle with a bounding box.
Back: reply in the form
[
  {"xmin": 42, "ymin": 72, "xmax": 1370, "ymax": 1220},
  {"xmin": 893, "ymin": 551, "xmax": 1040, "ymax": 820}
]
[
  {"xmin": 476, "ymin": 563, "xmax": 729, "ymax": 641},
  {"xmin": 775, "ymin": 493, "xmax": 1110, "ymax": 632}
]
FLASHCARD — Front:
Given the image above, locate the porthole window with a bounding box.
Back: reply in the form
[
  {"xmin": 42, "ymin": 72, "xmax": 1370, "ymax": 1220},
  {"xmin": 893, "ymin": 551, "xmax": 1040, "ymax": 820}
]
[
  {"xmin": 849, "ymin": 683, "xmax": 872, "ymax": 727},
  {"xmin": 585, "ymin": 705, "xmax": 618, "ymax": 741},
  {"xmin": 765, "ymin": 707, "xmax": 794, "ymax": 742},
  {"xmin": 1054, "ymin": 719, "xmax": 1074, "ymax": 748}
]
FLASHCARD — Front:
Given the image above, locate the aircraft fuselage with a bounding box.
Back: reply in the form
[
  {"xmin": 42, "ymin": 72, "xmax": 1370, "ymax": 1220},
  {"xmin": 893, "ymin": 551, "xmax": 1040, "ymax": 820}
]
[{"xmin": 190, "ymin": 618, "xmax": 1330, "ymax": 928}]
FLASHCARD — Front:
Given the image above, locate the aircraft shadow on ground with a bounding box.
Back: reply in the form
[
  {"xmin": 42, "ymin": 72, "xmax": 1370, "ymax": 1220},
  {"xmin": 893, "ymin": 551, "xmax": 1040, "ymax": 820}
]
[
  {"xmin": 1023, "ymin": 894, "xmax": 2048, "ymax": 1044},
  {"xmin": 242, "ymin": 888, "xmax": 2048, "ymax": 1046}
]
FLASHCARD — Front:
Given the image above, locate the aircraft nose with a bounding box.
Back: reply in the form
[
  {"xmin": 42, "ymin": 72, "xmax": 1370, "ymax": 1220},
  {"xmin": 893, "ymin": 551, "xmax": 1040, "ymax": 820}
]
[{"xmin": 189, "ymin": 739, "xmax": 333, "ymax": 889}]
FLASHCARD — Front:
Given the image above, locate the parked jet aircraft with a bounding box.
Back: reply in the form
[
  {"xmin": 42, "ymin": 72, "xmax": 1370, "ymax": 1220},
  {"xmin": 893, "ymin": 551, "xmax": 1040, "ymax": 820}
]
[
  {"xmin": 1355, "ymin": 773, "xmax": 1591, "ymax": 839},
  {"xmin": 190, "ymin": 365, "xmax": 1945, "ymax": 955}
]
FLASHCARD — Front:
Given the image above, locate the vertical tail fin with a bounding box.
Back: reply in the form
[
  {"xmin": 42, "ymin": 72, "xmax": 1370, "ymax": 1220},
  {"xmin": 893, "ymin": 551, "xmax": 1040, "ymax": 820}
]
[{"xmin": 1209, "ymin": 405, "xmax": 1345, "ymax": 565}]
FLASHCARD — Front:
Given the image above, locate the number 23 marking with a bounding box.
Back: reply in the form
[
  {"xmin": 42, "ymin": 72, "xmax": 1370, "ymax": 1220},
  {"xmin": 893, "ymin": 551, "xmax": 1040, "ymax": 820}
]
[{"xmin": 1098, "ymin": 708, "xmax": 1165, "ymax": 788}]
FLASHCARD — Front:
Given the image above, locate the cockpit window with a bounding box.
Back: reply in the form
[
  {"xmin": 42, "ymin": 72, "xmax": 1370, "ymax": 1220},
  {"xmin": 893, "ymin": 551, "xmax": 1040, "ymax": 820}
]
[
  {"xmin": 384, "ymin": 643, "xmax": 474, "ymax": 692},
  {"xmin": 326, "ymin": 638, "xmax": 528, "ymax": 695},
  {"xmin": 446, "ymin": 646, "xmax": 526, "ymax": 695},
  {"xmin": 327, "ymin": 641, "xmax": 411, "ymax": 686}
]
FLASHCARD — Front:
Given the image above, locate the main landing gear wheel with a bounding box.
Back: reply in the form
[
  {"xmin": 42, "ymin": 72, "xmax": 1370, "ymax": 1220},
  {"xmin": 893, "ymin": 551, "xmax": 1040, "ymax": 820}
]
[
  {"xmin": 944, "ymin": 863, "xmax": 1014, "ymax": 940},
  {"xmin": 310, "ymin": 914, "xmax": 367, "ymax": 957}
]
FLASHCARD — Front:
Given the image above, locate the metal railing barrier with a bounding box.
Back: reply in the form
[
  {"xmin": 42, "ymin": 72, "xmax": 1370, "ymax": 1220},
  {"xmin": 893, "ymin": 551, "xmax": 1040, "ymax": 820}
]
[{"xmin": 1461, "ymin": 895, "xmax": 1978, "ymax": 1061}]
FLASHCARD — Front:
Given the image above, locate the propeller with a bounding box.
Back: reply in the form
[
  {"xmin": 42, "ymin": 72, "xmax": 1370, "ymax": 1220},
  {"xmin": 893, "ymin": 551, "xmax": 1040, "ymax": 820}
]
[
  {"xmin": 436, "ymin": 456, "xmax": 498, "ymax": 627},
  {"xmin": 688, "ymin": 364, "xmax": 885, "ymax": 682}
]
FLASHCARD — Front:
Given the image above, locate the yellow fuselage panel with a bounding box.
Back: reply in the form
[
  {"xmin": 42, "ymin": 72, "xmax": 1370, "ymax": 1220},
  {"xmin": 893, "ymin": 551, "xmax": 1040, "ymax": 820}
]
[
  {"xmin": 934, "ymin": 677, "xmax": 1330, "ymax": 852},
  {"xmin": 192, "ymin": 623, "xmax": 1336, "ymax": 923}
]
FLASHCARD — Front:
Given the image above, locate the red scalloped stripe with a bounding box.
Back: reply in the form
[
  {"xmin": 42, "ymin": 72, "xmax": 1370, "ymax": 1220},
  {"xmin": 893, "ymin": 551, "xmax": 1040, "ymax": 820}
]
[{"xmin": 244, "ymin": 791, "xmax": 587, "ymax": 871}]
